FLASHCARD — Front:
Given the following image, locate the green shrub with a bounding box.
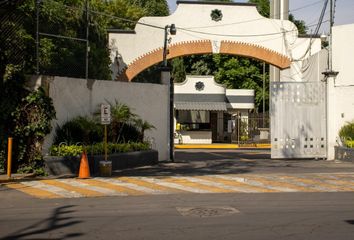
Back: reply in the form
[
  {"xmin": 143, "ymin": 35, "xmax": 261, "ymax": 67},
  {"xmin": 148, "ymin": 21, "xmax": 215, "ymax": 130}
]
[
  {"xmin": 11, "ymin": 88, "xmax": 56, "ymax": 174},
  {"xmin": 50, "ymin": 145, "xmax": 83, "ymax": 157},
  {"xmin": 53, "ymin": 116, "xmax": 103, "ymax": 145},
  {"xmin": 345, "ymin": 140, "xmax": 354, "ymax": 148},
  {"xmin": 339, "ymin": 120, "xmax": 354, "ymax": 148},
  {"xmin": 50, "ymin": 142, "xmax": 151, "ymax": 157}
]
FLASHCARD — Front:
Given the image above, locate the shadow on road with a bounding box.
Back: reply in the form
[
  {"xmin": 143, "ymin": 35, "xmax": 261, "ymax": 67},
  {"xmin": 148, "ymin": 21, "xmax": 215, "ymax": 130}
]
[
  {"xmin": 113, "ymin": 149, "xmax": 354, "ymax": 177},
  {"xmin": 1, "ymin": 205, "xmax": 83, "ymax": 240},
  {"xmin": 114, "ymin": 149, "xmax": 278, "ymax": 177}
]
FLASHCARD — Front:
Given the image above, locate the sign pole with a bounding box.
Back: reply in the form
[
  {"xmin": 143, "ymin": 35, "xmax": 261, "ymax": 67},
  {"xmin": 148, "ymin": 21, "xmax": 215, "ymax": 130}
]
[
  {"xmin": 104, "ymin": 125, "xmax": 108, "ymax": 161},
  {"xmin": 100, "ymin": 104, "xmax": 112, "ymax": 176}
]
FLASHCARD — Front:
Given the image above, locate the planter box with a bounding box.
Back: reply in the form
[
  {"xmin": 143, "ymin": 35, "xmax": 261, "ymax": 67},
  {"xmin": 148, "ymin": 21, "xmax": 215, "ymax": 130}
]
[
  {"xmin": 335, "ymin": 146, "xmax": 354, "ymax": 162},
  {"xmin": 44, "ymin": 150, "xmax": 158, "ymax": 176}
]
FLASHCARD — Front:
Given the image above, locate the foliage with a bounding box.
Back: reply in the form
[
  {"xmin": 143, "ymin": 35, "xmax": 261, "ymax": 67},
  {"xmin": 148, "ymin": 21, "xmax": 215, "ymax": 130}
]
[
  {"xmin": 171, "ymin": 57, "xmax": 186, "ymax": 83},
  {"xmin": 54, "ymin": 101, "xmax": 155, "ymax": 145},
  {"xmin": 134, "ymin": 118, "xmax": 156, "ymax": 142},
  {"xmin": 0, "ymin": 67, "xmax": 28, "ymax": 172},
  {"xmin": 339, "ymin": 121, "xmax": 354, "ymax": 148},
  {"xmin": 249, "ymin": 0, "xmax": 270, "ymax": 18},
  {"xmin": 53, "ymin": 116, "xmax": 102, "ymax": 145},
  {"xmin": 107, "ymin": 101, "xmax": 137, "ymax": 142},
  {"xmin": 11, "ymin": 87, "xmax": 56, "ymax": 174},
  {"xmin": 1, "ymin": 0, "xmax": 169, "ymax": 80},
  {"xmin": 126, "ymin": 0, "xmax": 169, "ymax": 16},
  {"xmin": 50, "ymin": 142, "xmax": 151, "ymax": 157},
  {"xmin": 213, "ymin": 55, "xmax": 269, "ymax": 112}
]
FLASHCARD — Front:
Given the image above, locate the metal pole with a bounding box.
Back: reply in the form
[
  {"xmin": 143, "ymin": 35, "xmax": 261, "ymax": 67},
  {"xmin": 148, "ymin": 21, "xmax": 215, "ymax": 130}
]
[
  {"xmin": 104, "ymin": 125, "xmax": 108, "ymax": 161},
  {"xmin": 163, "ymin": 26, "xmax": 169, "ymax": 67},
  {"xmin": 36, "ymin": 0, "xmax": 40, "ymax": 74},
  {"xmin": 7, "ymin": 138, "xmax": 13, "ymax": 179},
  {"xmin": 85, "ymin": 0, "xmax": 89, "ymax": 80},
  {"xmin": 162, "ymin": 25, "xmax": 174, "ymax": 161},
  {"xmin": 170, "ymin": 77, "xmax": 174, "ymax": 161}
]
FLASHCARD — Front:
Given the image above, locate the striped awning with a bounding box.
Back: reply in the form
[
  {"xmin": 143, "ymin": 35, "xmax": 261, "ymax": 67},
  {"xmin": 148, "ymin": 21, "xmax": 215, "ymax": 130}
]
[{"xmin": 174, "ymin": 102, "xmax": 227, "ymax": 111}]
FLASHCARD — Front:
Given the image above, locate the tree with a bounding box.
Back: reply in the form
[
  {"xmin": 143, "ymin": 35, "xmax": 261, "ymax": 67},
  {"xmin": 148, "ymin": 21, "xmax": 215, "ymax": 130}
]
[
  {"xmin": 126, "ymin": 0, "xmax": 169, "ymax": 16},
  {"xmin": 171, "ymin": 57, "xmax": 186, "ymax": 83}
]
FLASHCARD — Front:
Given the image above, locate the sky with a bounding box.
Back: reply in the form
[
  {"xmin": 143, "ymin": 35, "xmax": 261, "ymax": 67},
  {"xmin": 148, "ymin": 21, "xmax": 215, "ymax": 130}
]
[{"xmin": 167, "ymin": 0, "xmax": 354, "ymax": 34}]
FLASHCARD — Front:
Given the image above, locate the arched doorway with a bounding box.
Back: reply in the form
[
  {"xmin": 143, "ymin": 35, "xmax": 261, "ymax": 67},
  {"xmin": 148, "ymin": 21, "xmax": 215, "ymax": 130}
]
[{"xmin": 108, "ymin": 1, "xmax": 326, "ymax": 160}]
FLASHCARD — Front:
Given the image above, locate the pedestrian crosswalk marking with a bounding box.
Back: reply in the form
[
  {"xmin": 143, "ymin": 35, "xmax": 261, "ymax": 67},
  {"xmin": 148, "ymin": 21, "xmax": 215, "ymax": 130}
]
[
  {"xmin": 134, "ymin": 177, "xmax": 205, "ymax": 193},
  {"xmin": 197, "ymin": 175, "xmax": 273, "ymax": 193},
  {"xmin": 176, "ymin": 176, "xmax": 248, "ymax": 193},
  {"xmin": 258, "ymin": 175, "xmax": 321, "ymax": 192},
  {"xmin": 276, "ymin": 175, "xmax": 353, "ymax": 192},
  {"xmin": 57, "ymin": 179, "xmax": 125, "ymax": 196},
  {"xmin": 76, "ymin": 179, "xmax": 143, "ymax": 196},
  {"xmin": 5, "ymin": 182, "xmax": 62, "ymax": 199},
  {"xmin": 41, "ymin": 180, "xmax": 106, "ymax": 197},
  {"xmin": 3, "ymin": 173, "xmax": 354, "ymax": 199},
  {"xmin": 163, "ymin": 177, "xmax": 234, "ymax": 193},
  {"xmin": 95, "ymin": 177, "xmax": 166, "ymax": 194},
  {"xmin": 215, "ymin": 175, "xmax": 280, "ymax": 192},
  {"xmin": 24, "ymin": 181, "xmax": 83, "ymax": 198},
  {"xmin": 117, "ymin": 177, "xmax": 184, "ymax": 194}
]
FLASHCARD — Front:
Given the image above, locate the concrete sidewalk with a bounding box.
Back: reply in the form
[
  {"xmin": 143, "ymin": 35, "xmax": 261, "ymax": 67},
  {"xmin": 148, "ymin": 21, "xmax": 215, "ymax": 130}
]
[{"xmin": 0, "ymin": 173, "xmax": 37, "ymax": 184}]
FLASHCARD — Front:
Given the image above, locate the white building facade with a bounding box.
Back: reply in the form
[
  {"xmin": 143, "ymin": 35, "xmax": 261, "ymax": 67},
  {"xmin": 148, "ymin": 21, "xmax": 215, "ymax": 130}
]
[{"xmin": 174, "ymin": 76, "xmax": 254, "ymax": 144}]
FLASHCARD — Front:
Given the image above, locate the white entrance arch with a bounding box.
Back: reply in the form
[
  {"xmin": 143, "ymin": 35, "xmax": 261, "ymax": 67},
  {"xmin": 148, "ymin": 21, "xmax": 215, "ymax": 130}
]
[{"xmin": 108, "ymin": 1, "xmax": 326, "ymax": 159}]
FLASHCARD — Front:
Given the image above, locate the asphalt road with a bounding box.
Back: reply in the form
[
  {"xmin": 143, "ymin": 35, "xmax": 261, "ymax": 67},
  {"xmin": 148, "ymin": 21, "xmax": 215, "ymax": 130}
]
[
  {"xmin": 1, "ymin": 149, "xmax": 354, "ymax": 239},
  {"xmin": 0, "ymin": 190, "xmax": 354, "ymax": 240}
]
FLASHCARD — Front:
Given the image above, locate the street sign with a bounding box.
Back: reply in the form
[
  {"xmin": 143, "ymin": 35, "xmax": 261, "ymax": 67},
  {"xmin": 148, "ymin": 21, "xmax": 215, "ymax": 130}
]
[{"xmin": 101, "ymin": 104, "xmax": 111, "ymax": 125}]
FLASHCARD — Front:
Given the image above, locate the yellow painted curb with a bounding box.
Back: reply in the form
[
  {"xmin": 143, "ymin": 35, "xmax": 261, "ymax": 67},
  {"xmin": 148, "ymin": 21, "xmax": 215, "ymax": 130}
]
[{"xmin": 175, "ymin": 144, "xmax": 271, "ymax": 149}]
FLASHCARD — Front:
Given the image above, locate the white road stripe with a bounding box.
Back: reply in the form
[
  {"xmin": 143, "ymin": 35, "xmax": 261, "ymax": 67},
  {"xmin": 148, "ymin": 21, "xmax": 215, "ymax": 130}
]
[
  {"xmin": 136, "ymin": 177, "xmax": 212, "ymax": 193},
  {"xmin": 216, "ymin": 175, "xmax": 298, "ymax": 192},
  {"xmin": 292, "ymin": 175, "xmax": 354, "ymax": 190},
  {"xmin": 56, "ymin": 179, "xmax": 127, "ymax": 196},
  {"xmin": 269, "ymin": 175, "xmax": 338, "ymax": 192},
  {"xmin": 95, "ymin": 177, "xmax": 166, "ymax": 194},
  {"xmin": 21, "ymin": 181, "xmax": 83, "ymax": 198},
  {"xmin": 172, "ymin": 176, "xmax": 258, "ymax": 193}
]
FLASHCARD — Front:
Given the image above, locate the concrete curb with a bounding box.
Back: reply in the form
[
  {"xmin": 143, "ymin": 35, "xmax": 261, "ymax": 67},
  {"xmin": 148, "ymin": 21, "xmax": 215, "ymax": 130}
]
[{"xmin": 0, "ymin": 173, "xmax": 76, "ymax": 184}]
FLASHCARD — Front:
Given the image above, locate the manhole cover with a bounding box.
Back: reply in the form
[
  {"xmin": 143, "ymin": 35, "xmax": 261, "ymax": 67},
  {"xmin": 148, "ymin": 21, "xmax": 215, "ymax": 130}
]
[{"xmin": 176, "ymin": 206, "xmax": 240, "ymax": 218}]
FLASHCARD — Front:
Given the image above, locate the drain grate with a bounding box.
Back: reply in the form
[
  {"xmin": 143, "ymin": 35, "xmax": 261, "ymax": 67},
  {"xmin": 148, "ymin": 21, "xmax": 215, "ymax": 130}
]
[{"xmin": 176, "ymin": 206, "xmax": 240, "ymax": 218}]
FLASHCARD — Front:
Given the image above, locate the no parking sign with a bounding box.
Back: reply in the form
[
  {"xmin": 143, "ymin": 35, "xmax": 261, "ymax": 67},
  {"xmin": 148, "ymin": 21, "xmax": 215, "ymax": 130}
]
[{"xmin": 101, "ymin": 104, "xmax": 111, "ymax": 125}]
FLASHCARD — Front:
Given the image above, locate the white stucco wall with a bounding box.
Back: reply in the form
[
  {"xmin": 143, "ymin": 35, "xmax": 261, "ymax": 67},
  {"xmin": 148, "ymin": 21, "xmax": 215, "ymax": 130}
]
[
  {"xmin": 280, "ymin": 37, "xmax": 322, "ymax": 82},
  {"xmin": 109, "ymin": 2, "xmax": 325, "ymax": 81},
  {"xmin": 226, "ymin": 89, "xmax": 255, "ymax": 109},
  {"xmin": 174, "ymin": 76, "xmax": 225, "ymax": 94},
  {"xmin": 43, "ymin": 77, "xmax": 169, "ymax": 161},
  {"xmin": 327, "ymin": 23, "xmax": 354, "ymax": 159}
]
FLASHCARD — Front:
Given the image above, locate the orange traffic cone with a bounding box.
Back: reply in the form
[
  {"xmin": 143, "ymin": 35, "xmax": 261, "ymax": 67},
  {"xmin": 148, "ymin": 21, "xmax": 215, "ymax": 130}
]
[{"xmin": 78, "ymin": 151, "xmax": 90, "ymax": 179}]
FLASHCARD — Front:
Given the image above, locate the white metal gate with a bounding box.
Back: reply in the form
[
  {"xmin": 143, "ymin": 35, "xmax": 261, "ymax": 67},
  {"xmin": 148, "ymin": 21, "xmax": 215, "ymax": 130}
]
[{"xmin": 270, "ymin": 82, "xmax": 326, "ymax": 159}]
